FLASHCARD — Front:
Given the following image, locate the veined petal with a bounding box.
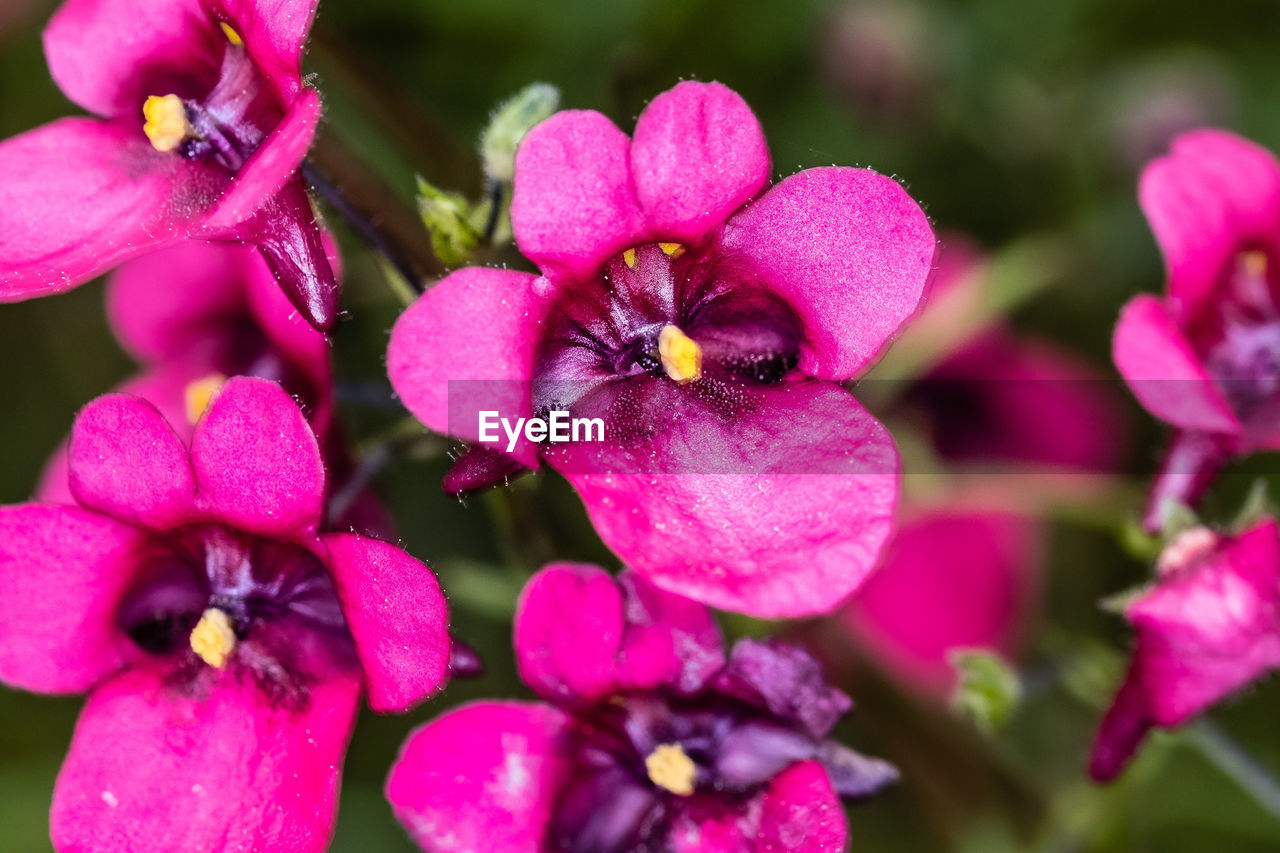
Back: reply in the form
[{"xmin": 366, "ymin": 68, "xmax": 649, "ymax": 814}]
[
  {"xmin": 211, "ymin": 0, "xmax": 320, "ymax": 102},
  {"xmin": 323, "ymin": 533, "xmax": 451, "ymax": 713},
  {"xmin": 51, "ymin": 664, "xmax": 361, "ymax": 853},
  {"xmin": 0, "ymin": 120, "xmax": 223, "ymax": 302},
  {"xmin": 720, "ymin": 166, "xmax": 936, "ymax": 381},
  {"xmin": 630, "ymin": 81, "xmax": 770, "ymax": 244},
  {"xmin": 511, "ymin": 109, "xmax": 648, "ymax": 282}
]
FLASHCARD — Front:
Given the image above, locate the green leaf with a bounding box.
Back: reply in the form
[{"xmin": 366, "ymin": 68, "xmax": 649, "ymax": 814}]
[
  {"xmin": 949, "ymin": 649, "xmax": 1021, "ymax": 733},
  {"xmin": 1231, "ymin": 480, "xmax": 1272, "ymax": 534},
  {"xmin": 1158, "ymin": 500, "xmax": 1200, "ymax": 543}
]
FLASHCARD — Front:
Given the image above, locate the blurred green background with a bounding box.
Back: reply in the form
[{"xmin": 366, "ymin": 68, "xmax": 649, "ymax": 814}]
[{"xmin": 5, "ymin": 0, "xmax": 1280, "ymax": 850}]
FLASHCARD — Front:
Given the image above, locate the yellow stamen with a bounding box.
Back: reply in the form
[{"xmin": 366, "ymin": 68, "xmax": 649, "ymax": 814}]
[
  {"xmin": 658, "ymin": 242, "xmax": 685, "ymax": 258},
  {"xmin": 219, "ymin": 21, "xmax": 243, "ymax": 46},
  {"xmin": 1243, "ymin": 250, "xmax": 1268, "ymax": 278},
  {"xmin": 623, "ymin": 248, "xmax": 637, "ymax": 269},
  {"xmin": 658, "ymin": 324, "xmax": 702, "ymax": 383},
  {"xmin": 184, "ymin": 374, "xmax": 225, "ymax": 425},
  {"xmin": 190, "ymin": 608, "xmax": 236, "ymax": 669},
  {"xmin": 142, "ymin": 95, "xmax": 192, "ymax": 153},
  {"xmin": 646, "ymin": 743, "xmax": 696, "ymax": 796}
]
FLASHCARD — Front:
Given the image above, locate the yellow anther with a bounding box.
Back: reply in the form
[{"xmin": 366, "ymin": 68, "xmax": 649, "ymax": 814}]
[
  {"xmin": 184, "ymin": 374, "xmax": 225, "ymax": 425},
  {"xmin": 658, "ymin": 324, "xmax": 702, "ymax": 383},
  {"xmin": 623, "ymin": 248, "xmax": 637, "ymax": 269},
  {"xmin": 219, "ymin": 22, "xmax": 243, "ymax": 46},
  {"xmin": 646, "ymin": 743, "xmax": 696, "ymax": 796},
  {"xmin": 142, "ymin": 95, "xmax": 192, "ymax": 153},
  {"xmin": 1243, "ymin": 250, "xmax": 1269, "ymax": 278},
  {"xmin": 658, "ymin": 242, "xmax": 685, "ymax": 258},
  {"xmin": 190, "ymin": 608, "xmax": 236, "ymax": 669}
]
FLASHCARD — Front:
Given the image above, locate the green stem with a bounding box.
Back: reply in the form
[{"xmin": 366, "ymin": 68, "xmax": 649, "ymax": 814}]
[{"xmin": 1186, "ymin": 720, "xmax": 1280, "ymax": 822}]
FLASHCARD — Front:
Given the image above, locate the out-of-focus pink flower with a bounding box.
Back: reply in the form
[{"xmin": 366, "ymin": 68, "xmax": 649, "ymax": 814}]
[
  {"xmin": 36, "ymin": 240, "xmax": 334, "ymax": 504},
  {"xmin": 0, "ymin": 0, "xmax": 339, "ymax": 329},
  {"xmin": 1090, "ymin": 519, "xmax": 1280, "ymax": 782},
  {"xmin": 1114, "ymin": 129, "xmax": 1280, "ymax": 529},
  {"xmin": 0, "ymin": 377, "xmax": 451, "ymax": 851},
  {"xmin": 387, "ymin": 563, "xmax": 895, "ymax": 853},
  {"xmin": 387, "ymin": 80, "xmax": 936, "ymax": 618},
  {"xmin": 840, "ymin": 508, "xmax": 1040, "ymax": 698}
]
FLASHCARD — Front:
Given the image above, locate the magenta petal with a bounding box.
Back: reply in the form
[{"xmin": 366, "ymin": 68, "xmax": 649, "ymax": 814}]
[
  {"xmin": 44, "ymin": 0, "xmax": 221, "ymax": 119},
  {"xmin": 191, "ymin": 376, "xmax": 325, "ymax": 535},
  {"xmin": 720, "ymin": 166, "xmax": 936, "ymax": 381},
  {"xmin": 201, "ymin": 90, "xmax": 322, "ymax": 231},
  {"xmin": 511, "ymin": 110, "xmax": 648, "ymax": 281},
  {"xmin": 549, "ymin": 382, "xmax": 899, "ymax": 618},
  {"xmin": 387, "ymin": 267, "xmax": 544, "ymax": 466},
  {"xmin": 1112, "ymin": 294, "xmax": 1240, "ymax": 434},
  {"xmin": 68, "ymin": 393, "xmax": 197, "ymax": 529},
  {"xmin": 1089, "ymin": 674, "xmax": 1156, "ymax": 783},
  {"xmin": 754, "ymin": 760, "xmax": 848, "ymax": 852},
  {"xmin": 630, "ymin": 81, "xmax": 771, "ymax": 243},
  {"xmin": 842, "ymin": 510, "xmax": 1039, "ymax": 698},
  {"xmin": 515, "ymin": 564, "xmax": 723, "ymax": 706},
  {"xmin": 0, "ymin": 505, "xmax": 142, "ymax": 694},
  {"xmin": 323, "ymin": 533, "xmax": 451, "ymax": 713},
  {"xmin": 0, "ymin": 120, "xmax": 222, "ymax": 301},
  {"xmin": 1140, "ymin": 129, "xmax": 1280, "ymax": 318},
  {"xmin": 1128, "ymin": 519, "xmax": 1280, "ymax": 725},
  {"xmin": 50, "ymin": 665, "xmax": 361, "ymax": 853},
  {"xmin": 386, "ymin": 701, "xmax": 572, "ymax": 853},
  {"xmin": 106, "ymin": 241, "xmax": 255, "ymax": 363},
  {"xmin": 212, "ymin": 0, "xmax": 319, "ymax": 101}
]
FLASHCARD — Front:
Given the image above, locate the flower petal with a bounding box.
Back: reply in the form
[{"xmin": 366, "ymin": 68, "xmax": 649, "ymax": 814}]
[
  {"xmin": 50, "ymin": 664, "xmax": 360, "ymax": 853},
  {"xmin": 106, "ymin": 241, "xmax": 256, "ymax": 364},
  {"xmin": 720, "ymin": 166, "xmax": 936, "ymax": 380},
  {"xmin": 0, "ymin": 119, "xmax": 223, "ymax": 302},
  {"xmin": 630, "ymin": 81, "xmax": 771, "ymax": 243},
  {"xmin": 323, "ymin": 533, "xmax": 450, "ymax": 713},
  {"xmin": 387, "ymin": 267, "xmax": 544, "ymax": 467},
  {"xmin": 1112, "ymin": 294, "xmax": 1240, "ymax": 434},
  {"xmin": 514, "ymin": 563, "xmax": 723, "ymax": 707},
  {"xmin": 1128, "ymin": 518, "xmax": 1280, "ymax": 725},
  {"xmin": 755, "ymin": 760, "xmax": 848, "ymax": 852},
  {"xmin": 190, "ymin": 376, "xmax": 325, "ymax": 535},
  {"xmin": 710, "ymin": 639, "xmax": 852, "ymax": 740},
  {"xmin": 44, "ymin": 0, "xmax": 221, "ymax": 119},
  {"xmin": 841, "ymin": 510, "xmax": 1039, "ymax": 698},
  {"xmin": 1139, "ymin": 129, "xmax": 1280, "ymax": 320},
  {"xmin": 212, "ymin": 0, "xmax": 319, "ymax": 102},
  {"xmin": 511, "ymin": 110, "xmax": 648, "ymax": 281},
  {"xmin": 68, "ymin": 393, "xmax": 198, "ymax": 529},
  {"xmin": 200, "ymin": 90, "xmax": 322, "ymax": 231},
  {"xmin": 386, "ymin": 701, "xmax": 572, "ymax": 853},
  {"xmin": 0, "ymin": 504, "xmax": 143, "ymax": 694},
  {"xmin": 548, "ymin": 381, "xmax": 900, "ymax": 618}
]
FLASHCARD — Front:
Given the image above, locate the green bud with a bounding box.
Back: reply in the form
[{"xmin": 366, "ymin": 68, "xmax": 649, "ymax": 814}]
[
  {"xmin": 417, "ymin": 176, "xmax": 483, "ymax": 267},
  {"xmin": 480, "ymin": 83, "xmax": 561, "ymax": 183},
  {"xmin": 949, "ymin": 649, "xmax": 1021, "ymax": 733}
]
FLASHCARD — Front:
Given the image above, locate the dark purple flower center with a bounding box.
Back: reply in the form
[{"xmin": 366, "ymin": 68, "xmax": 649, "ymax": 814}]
[
  {"xmin": 141, "ymin": 23, "xmax": 282, "ymax": 173},
  {"xmin": 116, "ymin": 525, "xmax": 352, "ymax": 707},
  {"xmin": 548, "ymin": 686, "xmax": 893, "ymax": 852},
  {"xmin": 1196, "ymin": 248, "xmax": 1280, "ymax": 422},
  {"xmin": 533, "ymin": 242, "xmax": 804, "ymax": 425}
]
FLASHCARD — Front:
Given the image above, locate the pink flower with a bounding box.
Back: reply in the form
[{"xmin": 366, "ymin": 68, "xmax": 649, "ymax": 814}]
[
  {"xmin": 387, "ymin": 80, "xmax": 936, "ymax": 618},
  {"xmin": 1114, "ymin": 129, "xmax": 1280, "ymax": 529},
  {"xmin": 36, "ymin": 239, "xmax": 334, "ymax": 503},
  {"xmin": 0, "ymin": 377, "xmax": 451, "ymax": 851},
  {"xmin": 386, "ymin": 563, "xmax": 895, "ymax": 853},
  {"xmin": 1090, "ymin": 518, "xmax": 1280, "ymax": 781},
  {"xmin": 0, "ymin": 0, "xmax": 339, "ymax": 330},
  {"xmin": 840, "ymin": 508, "xmax": 1040, "ymax": 698}
]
